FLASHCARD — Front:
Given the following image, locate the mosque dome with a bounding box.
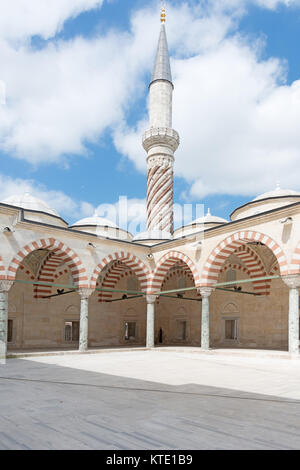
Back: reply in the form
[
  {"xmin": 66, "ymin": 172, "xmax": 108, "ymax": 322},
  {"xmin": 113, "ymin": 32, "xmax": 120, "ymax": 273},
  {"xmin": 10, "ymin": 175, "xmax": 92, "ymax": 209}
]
[
  {"xmin": 70, "ymin": 212, "xmax": 133, "ymax": 241},
  {"xmin": 253, "ymin": 185, "xmax": 300, "ymax": 201},
  {"xmin": 133, "ymin": 230, "xmax": 173, "ymax": 244},
  {"xmin": 192, "ymin": 208, "xmax": 228, "ymax": 226},
  {"xmin": 72, "ymin": 215, "xmax": 118, "ymax": 229},
  {"xmin": 2, "ymin": 192, "xmax": 59, "ymax": 217},
  {"xmin": 231, "ymin": 184, "xmax": 300, "ymax": 221},
  {"xmin": 1, "ymin": 192, "xmax": 67, "ymax": 227},
  {"xmin": 173, "ymin": 209, "xmax": 228, "ymax": 239}
]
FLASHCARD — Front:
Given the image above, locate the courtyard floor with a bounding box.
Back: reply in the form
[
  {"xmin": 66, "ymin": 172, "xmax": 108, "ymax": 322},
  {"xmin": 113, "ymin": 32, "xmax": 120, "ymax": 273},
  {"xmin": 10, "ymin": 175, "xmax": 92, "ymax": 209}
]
[{"xmin": 1, "ymin": 348, "xmax": 300, "ymax": 450}]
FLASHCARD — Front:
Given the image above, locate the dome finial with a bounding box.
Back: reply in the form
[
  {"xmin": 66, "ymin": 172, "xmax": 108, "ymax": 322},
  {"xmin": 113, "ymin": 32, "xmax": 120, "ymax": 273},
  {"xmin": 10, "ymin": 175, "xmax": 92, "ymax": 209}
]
[
  {"xmin": 276, "ymin": 180, "xmax": 281, "ymax": 191},
  {"xmin": 207, "ymin": 208, "xmax": 211, "ymax": 216},
  {"xmin": 161, "ymin": 2, "xmax": 166, "ymax": 23}
]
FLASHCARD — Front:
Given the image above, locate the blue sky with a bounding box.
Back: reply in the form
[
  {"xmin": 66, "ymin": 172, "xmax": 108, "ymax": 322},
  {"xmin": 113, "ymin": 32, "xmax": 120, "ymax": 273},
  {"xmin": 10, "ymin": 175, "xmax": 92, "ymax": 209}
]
[{"xmin": 0, "ymin": 0, "xmax": 300, "ymax": 229}]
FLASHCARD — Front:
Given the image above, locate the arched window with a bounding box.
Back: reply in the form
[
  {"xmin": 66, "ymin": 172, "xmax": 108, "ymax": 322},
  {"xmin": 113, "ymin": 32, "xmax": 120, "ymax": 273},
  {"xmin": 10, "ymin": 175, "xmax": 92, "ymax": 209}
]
[
  {"xmin": 178, "ymin": 277, "xmax": 186, "ymax": 290},
  {"xmin": 127, "ymin": 277, "xmax": 138, "ymax": 292},
  {"xmin": 226, "ymin": 269, "xmax": 236, "ymax": 287}
]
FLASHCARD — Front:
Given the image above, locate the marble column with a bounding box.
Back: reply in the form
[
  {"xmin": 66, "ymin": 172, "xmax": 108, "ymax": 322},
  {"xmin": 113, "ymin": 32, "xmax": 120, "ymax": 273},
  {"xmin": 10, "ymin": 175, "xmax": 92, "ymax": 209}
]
[
  {"xmin": 283, "ymin": 275, "xmax": 300, "ymax": 355},
  {"xmin": 78, "ymin": 288, "xmax": 94, "ymax": 352},
  {"xmin": 146, "ymin": 295, "xmax": 156, "ymax": 348},
  {"xmin": 0, "ymin": 280, "xmax": 14, "ymax": 361},
  {"xmin": 199, "ymin": 287, "xmax": 214, "ymax": 351}
]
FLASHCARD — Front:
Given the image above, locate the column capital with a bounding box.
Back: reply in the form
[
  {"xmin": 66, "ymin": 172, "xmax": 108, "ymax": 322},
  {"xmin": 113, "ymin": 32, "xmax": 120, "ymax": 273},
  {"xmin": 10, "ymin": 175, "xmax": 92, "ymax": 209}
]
[
  {"xmin": 0, "ymin": 280, "xmax": 14, "ymax": 293},
  {"xmin": 78, "ymin": 288, "xmax": 94, "ymax": 300},
  {"xmin": 146, "ymin": 294, "xmax": 157, "ymax": 304},
  {"xmin": 198, "ymin": 287, "xmax": 214, "ymax": 298},
  {"xmin": 282, "ymin": 275, "xmax": 300, "ymax": 289}
]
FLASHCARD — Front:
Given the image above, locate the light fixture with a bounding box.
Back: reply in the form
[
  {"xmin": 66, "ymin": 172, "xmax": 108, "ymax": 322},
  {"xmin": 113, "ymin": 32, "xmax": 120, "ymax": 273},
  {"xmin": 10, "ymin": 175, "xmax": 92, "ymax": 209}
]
[
  {"xmin": 2, "ymin": 226, "xmax": 14, "ymax": 234},
  {"xmin": 280, "ymin": 217, "xmax": 293, "ymax": 225}
]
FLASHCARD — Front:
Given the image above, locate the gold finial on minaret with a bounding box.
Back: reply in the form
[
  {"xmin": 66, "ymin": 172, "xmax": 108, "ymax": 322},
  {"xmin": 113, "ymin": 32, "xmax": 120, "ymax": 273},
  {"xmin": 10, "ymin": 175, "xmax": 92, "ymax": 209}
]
[{"xmin": 161, "ymin": 3, "xmax": 166, "ymax": 23}]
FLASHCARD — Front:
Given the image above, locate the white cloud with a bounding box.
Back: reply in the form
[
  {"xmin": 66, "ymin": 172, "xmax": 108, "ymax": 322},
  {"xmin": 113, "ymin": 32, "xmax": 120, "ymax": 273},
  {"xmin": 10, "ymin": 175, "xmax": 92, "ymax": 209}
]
[
  {"xmin": 0, "ymin": 3, "xmax": 159, "ymax": 163},
  {"xmin": 253, "ymin": 0, "xmax": 300, "ymax": 9},
  {"xmin": 0, "ymin": 0, "xmax": 104, "ymax": 41},
  {"xmin": 0, "ymin": 173, "xmax": 89, "ymax": 221},
  {"xmin": 116, "ymin": 2, "xmax": 300, "ymax": 199},
  {"xmin": 1, "ymin": 0, "xmax": 300, "ymax": 201}
]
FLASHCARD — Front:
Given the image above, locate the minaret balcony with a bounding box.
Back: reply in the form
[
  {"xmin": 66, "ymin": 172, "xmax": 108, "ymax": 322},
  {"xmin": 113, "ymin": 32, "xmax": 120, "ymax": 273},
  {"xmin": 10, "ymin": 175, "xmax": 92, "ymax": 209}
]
[{"xmin": 142, "ymin": 127, "xmax": 180, "ymax": 153}]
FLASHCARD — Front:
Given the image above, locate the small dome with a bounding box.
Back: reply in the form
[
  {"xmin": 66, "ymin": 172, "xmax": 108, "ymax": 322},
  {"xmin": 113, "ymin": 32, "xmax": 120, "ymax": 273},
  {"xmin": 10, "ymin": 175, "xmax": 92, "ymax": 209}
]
[
  {"xmin": 231, "ymin": 183, "xmax": 300, "ymax": 221},
  {"xmin": 133, "ymin": 230, "xmax": 172, "ymax": 241},
  {"xmin": 192, "ymin": 208, "xmax": 228, "ymax": 225},
  {"xmin": 2, "ymin": 192, "xmax": 59, "ymax": 217},
  {"xmin": 173, "ymin": 209, "xmax": 227, "ymax": 239},
  {"xmin": 253, "ymin": 183, "xmax": 300, "ymax": 202},
  {"xmin": 72, "ymin": 212, "xmax": 118, "ymax": 228},
  {"xmin": 70, "ymin": 211, "xmax": 133, "ymax": 241}
]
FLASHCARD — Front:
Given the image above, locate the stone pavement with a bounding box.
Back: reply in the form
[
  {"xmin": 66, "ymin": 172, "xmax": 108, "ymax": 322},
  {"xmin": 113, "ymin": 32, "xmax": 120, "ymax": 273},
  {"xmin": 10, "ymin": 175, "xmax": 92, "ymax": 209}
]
[{"xmin": 0, "ymin": 349, "xmax": 300, "ymax": 449}]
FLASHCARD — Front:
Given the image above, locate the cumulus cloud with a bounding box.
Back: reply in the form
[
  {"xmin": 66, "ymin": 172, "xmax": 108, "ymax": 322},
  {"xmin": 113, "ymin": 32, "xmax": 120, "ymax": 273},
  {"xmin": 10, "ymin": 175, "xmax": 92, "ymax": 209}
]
[
  {"xmin": 0, "ymin": 3, "xmax": 160, "ymax": 163},
  {"xmin": 0, "ymin": 0, "xmax": 104, "ymax": 41},
  {"xmin": 1, "ymin": 0, "xmax": 300, "ymax": 201},
  {"xmin": 115, "ymin": 1, "xmax": 300, "ymax": 199},
  {"xmin": 0, "ymin": 173, "xmax": 93, "ymax": 221}
]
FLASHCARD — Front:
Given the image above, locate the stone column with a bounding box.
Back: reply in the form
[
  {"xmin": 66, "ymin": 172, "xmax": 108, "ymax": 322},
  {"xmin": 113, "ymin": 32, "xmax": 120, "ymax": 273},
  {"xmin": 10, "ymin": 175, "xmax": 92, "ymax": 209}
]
[
  {"xmin": 146, "ymin": 295, "xmax": 156, "ymax": 348},
  {"xmin": 283, "ymin": 275, "xmax": 300, "ymax": 355},
  {"xmin": 78, "ymin": 288, "xmax": 94, "ymax": 352},
  {"xmin": 199, "ymin": 287, "xmax": 214, "ymax": 351},
  {"xmin": 0, "ymin": 280, "xmax": 14, "ymax": 361}
]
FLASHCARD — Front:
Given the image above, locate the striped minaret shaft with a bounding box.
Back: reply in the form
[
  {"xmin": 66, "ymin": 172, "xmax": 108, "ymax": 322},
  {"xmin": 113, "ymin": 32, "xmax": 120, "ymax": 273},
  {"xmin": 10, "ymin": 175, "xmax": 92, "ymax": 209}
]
[{"xmin": 142, "ymin": 8, "xmax": 179, "ymax": 235}]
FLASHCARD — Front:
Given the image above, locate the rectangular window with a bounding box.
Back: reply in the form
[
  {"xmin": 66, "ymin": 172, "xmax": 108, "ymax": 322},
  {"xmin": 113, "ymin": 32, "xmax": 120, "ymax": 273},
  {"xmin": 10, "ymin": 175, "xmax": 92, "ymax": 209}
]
[
  {"xmin": 176, "ymin": 320, "xmax": 187, "ymax": 340},
  {"xmin": 225, "ymin": 319, "xmax": 238, "ymax": 340},
  {"xmin": 124, "ymin": 322, "xmax": 136, "ymax": 340},
  {"xmin": 64, "ymin": 321, "xmax": 80, "ymax": 342},
  {"xmin": 7, "ymin": 319, "xmax": 13, "ymax": 343}
]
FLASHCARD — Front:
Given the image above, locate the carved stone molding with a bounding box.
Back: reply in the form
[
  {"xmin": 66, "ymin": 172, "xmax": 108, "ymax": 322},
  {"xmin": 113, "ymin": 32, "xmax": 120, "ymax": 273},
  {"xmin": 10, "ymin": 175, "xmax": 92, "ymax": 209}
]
[
  {"xmin": 146, "ymin": 294, "xmax": 157, "ymax": 304},
  {"xmin": 0, "ymin": 280, "xmax": 14, "ymax": 292},
  {"xmin": 78, "ymin": 288, "xmax": 94, "ymax": 300},
  {"xmin": 147, "ymin": 155, "xmax": 174, "ymax": 169},
  {"xmin": 282, "ymin": 275, "xmax": 300, "ymax": 289},
  {"xmin": 198, "ymin": 287, "xmax": 214, "ymax": 298},
  {"xmin": 142, "ymin": 127, "xmax": 180, "ymax": 153}
]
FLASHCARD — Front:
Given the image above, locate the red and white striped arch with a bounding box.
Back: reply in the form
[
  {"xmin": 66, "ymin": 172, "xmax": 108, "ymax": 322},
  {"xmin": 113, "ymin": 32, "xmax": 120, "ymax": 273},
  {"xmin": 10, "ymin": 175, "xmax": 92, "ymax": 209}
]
[
  {"xmin": 221, "ymin": 261, "xmax": 269, "ymax": 295},
  {"xmin": 201, "ymin": 231, "xmax": 288, "ymax": 286},
  {"xmin": 290, "ymin": 241, "xmax": 300, "ymax": 275},
  {"xmin": 234, "ymin": 245, "xmax": 269, "ymax": 295},
  {"xmin": 149, "ymin": 251, "xmax": 200, "ymax": 293},
  {"xmin": 220, "ymin": 262, "xmax": 252, "ymax": 277},
  {"xmin": 90, "ymin": 252, "xmax": 150, "ymax": 292},
  {"xmin": 7, "ymin": 238, "xmax": 88, "ymax": 288},
  {"xmin": 97, "ymin": 261, "xmax": 135, "ymax": 302},
  {"xmin": 162, "ymin": 262, "xmax": 194, "ymax": 285},
  {"xmin": 34, "ymin": 252, "xmax": 69, "ymax": 298}
]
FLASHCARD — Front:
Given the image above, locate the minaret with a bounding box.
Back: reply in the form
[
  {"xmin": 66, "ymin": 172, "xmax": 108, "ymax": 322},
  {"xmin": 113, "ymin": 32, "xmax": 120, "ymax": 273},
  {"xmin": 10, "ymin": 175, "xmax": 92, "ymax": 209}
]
[{"xmin": 142, "ymin": 6, "xmax": 180, "ymax": 236}]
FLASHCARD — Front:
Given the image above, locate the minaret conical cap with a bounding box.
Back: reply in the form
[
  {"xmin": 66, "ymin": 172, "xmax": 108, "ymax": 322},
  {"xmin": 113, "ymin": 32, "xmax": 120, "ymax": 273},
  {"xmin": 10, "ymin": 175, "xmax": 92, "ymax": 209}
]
[{"xmin": 150, "ymin": 23, "xmax": 172, "ymax": 86}]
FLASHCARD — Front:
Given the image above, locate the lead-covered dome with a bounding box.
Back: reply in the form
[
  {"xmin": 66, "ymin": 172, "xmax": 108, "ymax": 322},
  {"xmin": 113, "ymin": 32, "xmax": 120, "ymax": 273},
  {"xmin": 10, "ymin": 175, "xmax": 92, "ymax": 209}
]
[
  {"xmin": 231, "ymin": 184, "xmax": 300, "ymax": 221},
  {"xmin": 70, "ymin": 212, "xmax": 133, "ymax": 241},
  {"xmin": 173, "ymin": 209, "xmax": 228, "ymax": 239},
  {"xmin": 3, "ymin": 192, "xmax": 59, "ymax": 216},
  {"xmin": 1, "ymin": 192, "xmax": 67, "ymax": 227}
]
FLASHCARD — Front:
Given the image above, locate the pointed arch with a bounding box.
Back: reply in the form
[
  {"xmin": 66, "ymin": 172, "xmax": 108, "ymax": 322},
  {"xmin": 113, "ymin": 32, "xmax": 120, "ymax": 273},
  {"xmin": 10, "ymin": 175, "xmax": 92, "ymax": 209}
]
[
  {"xmin": 201, "ymin": 231, "xmax": 288, "ymax": 286},
  {"xmin": 234, "ymin": 245, "xmax": 269, "ymax": 295},
  {"xmin": 34, "ymin": 252, "xmax": 70, "ymax": 298},
  {"xmin": 97, "ymin": 261, "xmax": 136, "ymax": 302},
  {"xmin": 90, "ymin": 252, "xmax": 150, "ymax": 292},
  {"xmin": 7, "ymin": 238, "xmax": 88, "ymax": 288},
  {"xmin": 150, "ymin": 251, "xmax": 200, "ymax": 293}
]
